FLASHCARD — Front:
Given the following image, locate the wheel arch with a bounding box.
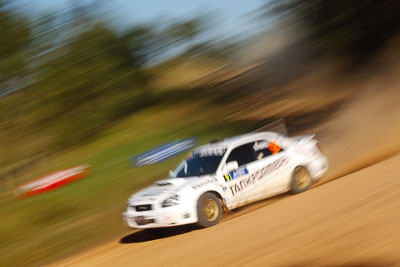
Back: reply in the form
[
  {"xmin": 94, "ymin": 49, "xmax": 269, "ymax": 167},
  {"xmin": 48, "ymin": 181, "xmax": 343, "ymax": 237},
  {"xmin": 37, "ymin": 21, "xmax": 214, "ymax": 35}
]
[
  {"xmin": 292, "ymin": 164, "xmax": 312, "ymax": 175},
  {"xmin": 204, "ymin": 190, "xmax": 228, "ymax": 211},
  {"xmin": 195, "ymin": 191, "xmax": 223, "ymax": 228}
]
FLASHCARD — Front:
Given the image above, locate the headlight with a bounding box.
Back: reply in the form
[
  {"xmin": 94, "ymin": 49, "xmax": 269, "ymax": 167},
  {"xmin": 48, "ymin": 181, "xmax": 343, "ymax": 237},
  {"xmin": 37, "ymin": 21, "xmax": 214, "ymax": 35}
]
[{"xmin": 161, "ymin": 194, "xmax": 179, "ymax": 208}]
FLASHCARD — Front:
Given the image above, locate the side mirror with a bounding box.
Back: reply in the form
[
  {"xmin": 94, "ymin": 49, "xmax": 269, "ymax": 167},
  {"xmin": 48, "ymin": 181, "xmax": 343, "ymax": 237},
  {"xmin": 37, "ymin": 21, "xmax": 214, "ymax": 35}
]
[
  {"xmin": 226, "ymin": 161, "xmax": 238, "ymax": 173},
  {"xmin": 168, "ymin": 170, "xmax": 175, "ymax": 178}
]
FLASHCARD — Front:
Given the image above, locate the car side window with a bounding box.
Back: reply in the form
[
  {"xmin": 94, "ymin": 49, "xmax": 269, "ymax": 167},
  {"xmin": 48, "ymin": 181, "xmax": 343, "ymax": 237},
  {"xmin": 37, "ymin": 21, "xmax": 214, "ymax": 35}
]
[
  {"xmin": 226, "ymin": 143, "xmax": 256, "ymax": 167},
  {"xmin": 252, "ymin": 139, "xmax": 284, "ymax": 160}
]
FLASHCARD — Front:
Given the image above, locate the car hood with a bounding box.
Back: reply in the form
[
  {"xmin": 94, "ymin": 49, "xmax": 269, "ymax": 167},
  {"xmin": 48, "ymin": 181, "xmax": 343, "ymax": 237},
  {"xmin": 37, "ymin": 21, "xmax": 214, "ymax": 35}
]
[{"xmin": 127, "ymin": 176, "xmax": 208, "ymax": 204}]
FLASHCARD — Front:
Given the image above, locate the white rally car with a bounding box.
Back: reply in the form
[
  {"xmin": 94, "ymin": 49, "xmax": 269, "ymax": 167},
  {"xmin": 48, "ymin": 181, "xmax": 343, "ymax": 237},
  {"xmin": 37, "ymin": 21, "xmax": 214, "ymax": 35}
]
[{"xmin": 123, "ymin": 131, "xmax": 328, "ymax": 229}]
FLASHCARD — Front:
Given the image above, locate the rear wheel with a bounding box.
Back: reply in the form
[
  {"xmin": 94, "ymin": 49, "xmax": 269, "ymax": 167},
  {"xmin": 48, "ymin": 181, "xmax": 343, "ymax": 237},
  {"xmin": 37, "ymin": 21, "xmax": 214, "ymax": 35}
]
[
  {"xmin": 196, "ymin": 193, "xmax": 222, "ymax": 228},
  {"xmin": 290, "ymin": 166, "xmax": 312, "ymax": 194}
]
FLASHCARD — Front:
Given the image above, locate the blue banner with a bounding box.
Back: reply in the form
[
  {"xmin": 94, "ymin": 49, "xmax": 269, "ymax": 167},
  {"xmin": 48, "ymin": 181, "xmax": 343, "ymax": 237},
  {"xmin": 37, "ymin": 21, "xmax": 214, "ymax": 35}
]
[{"xmin": 132, "ymin": 138, "xmax": 197, "ymax": 167}]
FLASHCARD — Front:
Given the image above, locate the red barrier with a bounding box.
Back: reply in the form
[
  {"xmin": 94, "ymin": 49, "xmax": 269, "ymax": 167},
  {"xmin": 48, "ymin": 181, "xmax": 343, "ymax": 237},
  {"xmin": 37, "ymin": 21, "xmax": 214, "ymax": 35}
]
[{"xmin": 15, "ymin": 164, "xmax": 90, "ymax": 198}]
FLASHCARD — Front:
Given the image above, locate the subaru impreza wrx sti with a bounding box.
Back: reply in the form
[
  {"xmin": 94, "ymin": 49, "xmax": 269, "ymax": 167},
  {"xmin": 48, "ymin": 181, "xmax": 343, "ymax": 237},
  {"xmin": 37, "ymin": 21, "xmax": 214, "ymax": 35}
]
[{"xmin": 123, "ymin": 131, "xmax": 328, "ymax": 228}]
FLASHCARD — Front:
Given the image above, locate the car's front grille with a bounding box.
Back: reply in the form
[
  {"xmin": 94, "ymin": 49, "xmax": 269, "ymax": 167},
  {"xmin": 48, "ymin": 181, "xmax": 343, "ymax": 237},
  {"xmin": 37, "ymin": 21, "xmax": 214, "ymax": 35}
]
[{"xmin": 135, "ymin": 204, "xmax": 152, "ymax": 212}]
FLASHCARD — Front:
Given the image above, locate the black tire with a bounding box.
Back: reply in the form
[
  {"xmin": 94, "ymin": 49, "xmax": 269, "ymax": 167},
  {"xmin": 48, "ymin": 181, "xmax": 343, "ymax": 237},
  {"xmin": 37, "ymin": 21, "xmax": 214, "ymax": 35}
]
[
  {"xmin": 290, "ymin": 166, "xmax": 312, "ymax": 194},
  {"xmin": 196, "ymin": 192, "xmax": 222, "ymax": 228}
]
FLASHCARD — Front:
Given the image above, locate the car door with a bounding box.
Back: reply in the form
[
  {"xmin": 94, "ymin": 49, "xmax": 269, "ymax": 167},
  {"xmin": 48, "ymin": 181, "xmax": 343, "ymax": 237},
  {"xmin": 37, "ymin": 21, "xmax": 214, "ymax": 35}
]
[{"xmin": 222, "ymin": 142, "xmax": 258, "ymax": 207}]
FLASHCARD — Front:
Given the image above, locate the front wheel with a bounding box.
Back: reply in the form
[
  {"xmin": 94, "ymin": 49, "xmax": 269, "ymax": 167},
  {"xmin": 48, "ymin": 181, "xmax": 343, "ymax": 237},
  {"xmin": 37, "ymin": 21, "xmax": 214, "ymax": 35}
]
[
  {"xmin": 196, "ymin": 193, "xmax": 222, "ymax": 228},
  {"xmin": 290, "ymin": 166, "xmax": 312, "ymax": 194}
]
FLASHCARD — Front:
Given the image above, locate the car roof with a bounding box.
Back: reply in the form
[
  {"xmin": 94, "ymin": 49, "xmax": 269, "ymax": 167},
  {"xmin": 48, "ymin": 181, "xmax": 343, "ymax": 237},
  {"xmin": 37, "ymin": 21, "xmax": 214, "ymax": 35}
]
[{"xmin": 194, "ymin": 131, "xmax": 286, "ymax": 152}]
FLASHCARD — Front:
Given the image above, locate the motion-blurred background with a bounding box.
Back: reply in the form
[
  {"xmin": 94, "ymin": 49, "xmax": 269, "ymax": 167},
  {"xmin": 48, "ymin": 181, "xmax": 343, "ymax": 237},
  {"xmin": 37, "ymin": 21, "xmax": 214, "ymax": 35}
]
[{"xmin": 1, "ymin": 1, "xmax": 400, "ymax": 266}]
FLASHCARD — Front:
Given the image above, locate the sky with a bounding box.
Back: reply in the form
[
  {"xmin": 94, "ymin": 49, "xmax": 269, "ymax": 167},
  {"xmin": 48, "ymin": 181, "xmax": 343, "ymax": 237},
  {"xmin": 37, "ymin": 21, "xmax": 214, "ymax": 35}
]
[{"xmin": 12, "ymin": 0, "xmax": 266, "ymax": 39}]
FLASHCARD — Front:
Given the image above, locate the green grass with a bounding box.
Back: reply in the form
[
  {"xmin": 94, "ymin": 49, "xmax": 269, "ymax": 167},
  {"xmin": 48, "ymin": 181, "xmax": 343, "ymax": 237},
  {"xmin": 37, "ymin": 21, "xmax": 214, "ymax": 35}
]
[{"xmin": 0, "ymin": 101, "xmax": 242, "ymax": 267}]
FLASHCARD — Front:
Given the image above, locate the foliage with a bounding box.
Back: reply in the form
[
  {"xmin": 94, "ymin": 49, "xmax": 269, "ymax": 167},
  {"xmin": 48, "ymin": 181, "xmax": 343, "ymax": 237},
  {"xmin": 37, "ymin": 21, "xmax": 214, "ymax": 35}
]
[
  {"xmin": 0, "ymin": 3, "xmax": 31, "ymax": 85},
  {"xmin": 0, "ymin": 2, "xmax": 238, "ymax": 168},
  {"xmin": 35, "ymin": 23, "xmax": 149, "ymax": 146}
]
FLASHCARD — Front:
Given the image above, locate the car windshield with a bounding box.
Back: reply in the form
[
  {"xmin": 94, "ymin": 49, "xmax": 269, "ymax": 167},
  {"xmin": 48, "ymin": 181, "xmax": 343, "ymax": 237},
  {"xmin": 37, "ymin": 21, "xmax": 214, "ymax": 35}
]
[{"xmin": 174, "ymin": 149, "xmax": 225, "ymax": 178}]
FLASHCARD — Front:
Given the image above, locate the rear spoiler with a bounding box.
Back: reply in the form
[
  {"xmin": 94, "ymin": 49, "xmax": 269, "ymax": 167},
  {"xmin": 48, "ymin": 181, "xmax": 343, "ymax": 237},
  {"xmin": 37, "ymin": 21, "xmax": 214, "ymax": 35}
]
[
  {"xmin": 252, "ymin": 118, "xmax": 288, "ymax": 136},
  {"xmin": 251, "ymin": 118, "xmax": 317, "ymax": 145}
]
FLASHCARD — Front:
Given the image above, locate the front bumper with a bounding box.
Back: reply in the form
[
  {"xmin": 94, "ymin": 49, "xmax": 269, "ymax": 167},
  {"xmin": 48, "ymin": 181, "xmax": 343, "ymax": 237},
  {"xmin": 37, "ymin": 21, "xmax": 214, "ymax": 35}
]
[{"xmin": 123, "ymin": 206, "xmax": 196, "ymax": 229}]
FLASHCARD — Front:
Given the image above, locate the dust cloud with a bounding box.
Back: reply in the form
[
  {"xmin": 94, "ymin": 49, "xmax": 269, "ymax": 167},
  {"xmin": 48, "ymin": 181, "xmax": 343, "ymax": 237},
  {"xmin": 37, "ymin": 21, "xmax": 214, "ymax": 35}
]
[{"xmin": 316, "ymin": 60, "xmax": 400, "ymax": 183}]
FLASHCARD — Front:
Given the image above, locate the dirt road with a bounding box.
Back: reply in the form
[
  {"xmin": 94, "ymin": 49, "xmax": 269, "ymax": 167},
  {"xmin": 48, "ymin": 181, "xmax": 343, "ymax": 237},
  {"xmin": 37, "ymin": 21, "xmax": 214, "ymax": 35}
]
[{"xmin": 51, "ymin": 152, "xmax": 400, "ymax": 267}]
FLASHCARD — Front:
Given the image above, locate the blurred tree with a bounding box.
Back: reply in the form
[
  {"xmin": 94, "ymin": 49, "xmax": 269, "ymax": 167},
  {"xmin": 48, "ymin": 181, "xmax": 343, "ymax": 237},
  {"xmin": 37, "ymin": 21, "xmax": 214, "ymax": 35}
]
[
  {"xmin": 185, "ymin": 40, "xmax": 240, "ymax": 61},
  {"xmin": 166, "ymin": 18, "xmax": 203, "ymax": 44},
  {"xmin": 150, "ymin": 16, "xmax": 208, "ymax": 62},
  {"xmin": 264, "ymin": 0, "xmax": 400, "ymax": 63},
  {"xmin": 0, "ymin": 1, "xmax": 237, "ymax": 165},
  {"xmin": 121, "ymin": 25, "xmax": 157, "ymax": 67},
  {"xmin": 36, "ymin": 22, "xmax": 149, "ymax": 145},
  {"xmin": 0, "ymin": 2, "xmax": 32, "ymax": 91}
]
